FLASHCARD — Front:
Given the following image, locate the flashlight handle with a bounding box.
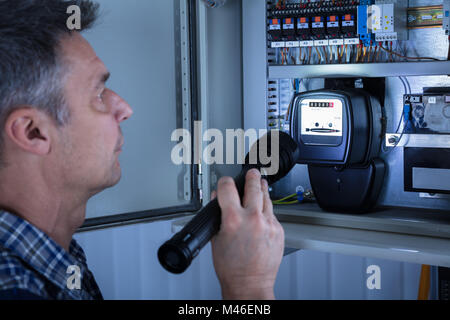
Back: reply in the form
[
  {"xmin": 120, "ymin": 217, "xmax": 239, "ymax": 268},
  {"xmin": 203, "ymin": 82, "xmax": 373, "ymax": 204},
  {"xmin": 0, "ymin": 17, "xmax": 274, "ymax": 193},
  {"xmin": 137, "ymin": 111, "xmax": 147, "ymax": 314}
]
[{"xmin": 158, "ymin": 172, "xmax": 247, "ymax": 274}]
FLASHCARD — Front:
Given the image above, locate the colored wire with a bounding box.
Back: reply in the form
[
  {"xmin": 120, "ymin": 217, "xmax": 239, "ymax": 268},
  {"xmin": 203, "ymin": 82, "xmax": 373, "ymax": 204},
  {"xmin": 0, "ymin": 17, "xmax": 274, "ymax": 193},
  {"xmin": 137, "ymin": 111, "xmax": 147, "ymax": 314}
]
[
  {"xmin": 291, "ymin": 48, "xmax": 296, "ymax": 64},
  {"xmin": 273, "ymin": 200, "xmax": 299, "ymax": 205},
  {"xmin": 272, "ymin": 190, "xmax": 304, "ymax": 205},
  {"xmin": 307, "ymin": 46, "xmax": 312, "ymax": 65},
  {"xmin": 372, "ymin": 46, "xmax": 378, "ymax": 62},
  {"xmin": 323, "ymin": 47, "xmax": 329, "ymax": 64},
  {"xmin": 379, "ymin": 44, "xmax": 441, "ymax": 61},
  {"xmin": 276, "ymin": 0, "xmax": 282, "ymax": 9},
  {"xmin": 344, "ymin": 44, "xmax": 348, "ymax": 63},
  {"xmin": 272, "ymin": 193, "xmax": 297, "ymax": 203},
  {"xmin": 338, "ymin": 45, "xmax": 341, "ymax": 63},
  {"xmin": 339, "ymin": 45, "xmax": 345, "ymax": 63},
  {"xmin": 315, "ymin": 46, "xmax": 322, "ymax": 64},
  {"xmin": 356, "ymin": 45, "xmax": 361, "ymax": 63}
]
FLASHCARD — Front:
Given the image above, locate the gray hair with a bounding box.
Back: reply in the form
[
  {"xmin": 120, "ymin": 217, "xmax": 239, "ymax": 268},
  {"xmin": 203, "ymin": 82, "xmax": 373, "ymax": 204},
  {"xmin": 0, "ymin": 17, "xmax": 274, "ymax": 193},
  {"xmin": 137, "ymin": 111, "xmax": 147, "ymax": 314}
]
[{"xmin": 0, "ymin": 0, "xmax": 100, "ymax": 166}]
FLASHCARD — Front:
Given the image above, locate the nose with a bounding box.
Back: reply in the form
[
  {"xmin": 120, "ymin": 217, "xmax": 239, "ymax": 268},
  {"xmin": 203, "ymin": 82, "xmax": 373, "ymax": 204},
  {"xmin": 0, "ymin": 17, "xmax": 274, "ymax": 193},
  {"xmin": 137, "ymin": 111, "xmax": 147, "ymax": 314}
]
[{"xmin": 109, "ymin": 89, "xmax": 133, "ymax": 123}]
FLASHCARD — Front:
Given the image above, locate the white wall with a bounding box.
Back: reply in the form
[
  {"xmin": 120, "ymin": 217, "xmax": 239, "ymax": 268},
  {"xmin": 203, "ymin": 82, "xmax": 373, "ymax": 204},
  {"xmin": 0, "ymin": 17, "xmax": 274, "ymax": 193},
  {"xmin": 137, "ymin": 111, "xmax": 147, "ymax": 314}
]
[{"xmin": 75, "ymin": 219, "xmax": 424, "ymax": 300}]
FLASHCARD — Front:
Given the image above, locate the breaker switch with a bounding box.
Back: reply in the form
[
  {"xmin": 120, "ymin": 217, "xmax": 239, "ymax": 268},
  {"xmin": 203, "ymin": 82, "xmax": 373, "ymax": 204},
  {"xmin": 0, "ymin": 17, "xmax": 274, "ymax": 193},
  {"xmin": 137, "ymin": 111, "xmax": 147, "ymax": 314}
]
[
  {"xmin": 327, "ymin": 15, "xmax": 341, "ymax": 38},
  {"xmin": 311, "ymin": 16, "xmax": 325, "ymax": 39},
  {"xmin": 296, "ymin": 16, "xmax": 311, "ymax": 40},
  {"xmin": 268, "ymin": 18, "xmax": 282, "ymax": 40},
  {"xmin": 282, "ymin": 17, "xmax": 296, "ymax": 38}
]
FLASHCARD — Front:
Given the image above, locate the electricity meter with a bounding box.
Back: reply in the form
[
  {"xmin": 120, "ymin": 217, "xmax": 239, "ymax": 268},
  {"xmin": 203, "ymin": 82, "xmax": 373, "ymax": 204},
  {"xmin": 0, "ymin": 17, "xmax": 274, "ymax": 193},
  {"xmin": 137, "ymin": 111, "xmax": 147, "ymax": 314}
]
[
  {"xmin": 290, "ymin": 89, "xmax": 384, "ymax": 166},
  {"xmin": 289, "ymin": 89, "xmax": 386, "ymax": 213}
]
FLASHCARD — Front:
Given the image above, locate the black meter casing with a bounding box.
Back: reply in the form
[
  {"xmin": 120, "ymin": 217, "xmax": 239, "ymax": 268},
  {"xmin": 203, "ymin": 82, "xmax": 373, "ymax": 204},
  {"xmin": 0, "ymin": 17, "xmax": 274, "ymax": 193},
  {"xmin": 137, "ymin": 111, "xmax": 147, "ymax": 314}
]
[{"xmin": 290, "ymin": 89, "xmax": 383, "ymax": 166}]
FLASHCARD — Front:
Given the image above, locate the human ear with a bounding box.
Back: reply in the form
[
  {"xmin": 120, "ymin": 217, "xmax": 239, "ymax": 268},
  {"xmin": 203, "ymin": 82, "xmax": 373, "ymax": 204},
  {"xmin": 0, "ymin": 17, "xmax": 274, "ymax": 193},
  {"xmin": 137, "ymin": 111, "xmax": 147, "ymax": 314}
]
[{"xmin": 4, "ymin": 107, "xmax": 53, "ymax": 156}]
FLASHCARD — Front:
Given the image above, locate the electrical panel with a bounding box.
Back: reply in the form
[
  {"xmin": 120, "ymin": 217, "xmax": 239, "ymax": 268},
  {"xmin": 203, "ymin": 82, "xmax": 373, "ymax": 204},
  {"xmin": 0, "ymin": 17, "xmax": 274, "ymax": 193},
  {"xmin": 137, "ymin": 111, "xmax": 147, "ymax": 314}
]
[
  {"xmin": 262, "ymin": 0, "xmax": 450, "ymax": 209},
  {"xmin": 265, "ymin": 0, "xmax": 449, "ymax": 132},
  {"xmin": 267, "ymin": 0, "xmax": 408, "ymax": 55}
]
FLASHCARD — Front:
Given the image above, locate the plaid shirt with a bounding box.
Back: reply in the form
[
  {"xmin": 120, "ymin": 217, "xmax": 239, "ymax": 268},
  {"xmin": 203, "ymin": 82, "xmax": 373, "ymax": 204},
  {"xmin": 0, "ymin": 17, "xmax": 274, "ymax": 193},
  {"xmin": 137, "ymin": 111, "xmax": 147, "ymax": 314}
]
[{"xmin": 0, "ymin": 210, "xmax": 103, "ymax": 300}]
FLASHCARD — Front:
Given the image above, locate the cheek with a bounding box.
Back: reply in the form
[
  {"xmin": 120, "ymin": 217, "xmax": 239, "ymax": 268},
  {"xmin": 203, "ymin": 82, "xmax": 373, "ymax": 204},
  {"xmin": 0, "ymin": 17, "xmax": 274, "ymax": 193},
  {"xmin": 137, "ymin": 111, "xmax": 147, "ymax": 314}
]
[
  {"xmin": 64, "ymin": 121, "xmax": 116, "ymax": 164},
  {"xmin": 85, "ymin": 125, "xmax": 116, "ymax": 158}
]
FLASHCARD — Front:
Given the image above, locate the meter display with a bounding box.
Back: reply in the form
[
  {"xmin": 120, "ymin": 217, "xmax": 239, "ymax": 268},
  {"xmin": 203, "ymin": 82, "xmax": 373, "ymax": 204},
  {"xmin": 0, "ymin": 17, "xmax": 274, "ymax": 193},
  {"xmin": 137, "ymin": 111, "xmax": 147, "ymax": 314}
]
[{"xmin": 300, "ymin": 99, "xmax": 343, "ymax": 139}]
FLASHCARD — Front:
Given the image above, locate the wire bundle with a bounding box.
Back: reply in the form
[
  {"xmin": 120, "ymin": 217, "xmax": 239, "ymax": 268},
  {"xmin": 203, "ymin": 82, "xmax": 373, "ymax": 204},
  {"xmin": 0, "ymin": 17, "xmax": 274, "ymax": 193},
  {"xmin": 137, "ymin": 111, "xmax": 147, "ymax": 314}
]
[{"xmin": 272, "ymin": 193, "xmax": 300, "ymax": 205}]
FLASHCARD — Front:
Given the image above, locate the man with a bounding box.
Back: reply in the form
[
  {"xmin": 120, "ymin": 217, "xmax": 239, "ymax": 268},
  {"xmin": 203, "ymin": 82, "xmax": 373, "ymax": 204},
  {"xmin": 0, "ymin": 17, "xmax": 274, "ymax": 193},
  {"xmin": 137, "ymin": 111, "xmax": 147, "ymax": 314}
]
[{"xmin": 0, "ymin": 0, "xmax": 284, "ymax": 300}]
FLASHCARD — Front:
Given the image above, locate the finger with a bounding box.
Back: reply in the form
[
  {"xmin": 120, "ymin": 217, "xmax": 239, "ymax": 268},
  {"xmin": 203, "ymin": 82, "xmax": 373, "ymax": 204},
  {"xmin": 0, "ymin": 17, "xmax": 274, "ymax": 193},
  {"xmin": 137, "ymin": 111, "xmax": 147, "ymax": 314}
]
[
  {"xmin": 261, "ymin": 178, "xmax": 274, "ymax": 219},
  {"xmin": 242, "ymin": 169, "xmax": 263, "ymax": 213},
  {"xmin": 216, "ymin": 176, "xmax": 241, "ymax": 213}
]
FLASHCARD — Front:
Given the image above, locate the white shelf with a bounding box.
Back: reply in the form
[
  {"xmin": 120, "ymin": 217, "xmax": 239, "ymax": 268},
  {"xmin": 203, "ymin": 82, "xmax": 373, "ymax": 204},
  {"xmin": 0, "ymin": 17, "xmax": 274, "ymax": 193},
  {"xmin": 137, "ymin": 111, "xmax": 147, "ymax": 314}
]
[
  {"xmin": 275, "ymin": 203, "xmax": 450, "ymax": 267},
  {"xmin": 281, "ymin": 222, "xmax": 450, "ymax": 267},
  {"xmin": 268, "ymin": 61, "xmax": 450, "ymax": 78}
]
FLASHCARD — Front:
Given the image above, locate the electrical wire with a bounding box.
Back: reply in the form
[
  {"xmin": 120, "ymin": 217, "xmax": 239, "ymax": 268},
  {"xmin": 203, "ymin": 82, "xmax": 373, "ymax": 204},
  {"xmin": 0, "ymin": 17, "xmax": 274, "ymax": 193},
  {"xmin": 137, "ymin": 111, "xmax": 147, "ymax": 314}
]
[
  {"xmin": 447, "ymin": 36, "xmax": 450, "ymax": 61},
  {"xmin": 272, "ymin": 194, "xmax": 299, "ymax": 205},
  {"xmin": 307, "ymin": 46, "xmax": 312, "ymax": 65},
  {"xmin": 315, "ymin": 46, "xmax": 322, "ymax": 64},
  {"xmin": 356, "ymin": 44, "xmax": 361, "ymax": 63},
  {"xmin": 338, "ymin": 45, "xmax": 341, "ymax": 63},
  {"xmin": 276, "ymin": 0, "xmax": 283, "ymax": 9},
  {"xmin": 272, "ymin": 187, "xmax": 314, "ymax": 205},
  {"xmin": 285, "ymin": 78, "xmax": 302, "ymax": 122},
  {"xmin": 379, "ymin": 44, "xmax": 442, "ymax": 61},
  {"xmin": 382, "ymin": 77, "xmax": 410, "ymax": 153},
  {"xmin": 401, "ymin": 76, "xmax": 411, "ymax": 95},
  {"xmin": 340, "ymin": 44, "xmax": 345, "ymax": 63},
  {"xmin": 372, "ymin": 46, "xmax": 378, "ymax": 62},
  {"xmin": 291, "ymin": 48, "xmax": 296, "ymax": 65},
  {"xmin": 272, "ymin": 193, "xmax": 297, "ymax": 204},
  {"xmin": 273, "ymin": 200, "xmax": 299, "ymax": 205}
]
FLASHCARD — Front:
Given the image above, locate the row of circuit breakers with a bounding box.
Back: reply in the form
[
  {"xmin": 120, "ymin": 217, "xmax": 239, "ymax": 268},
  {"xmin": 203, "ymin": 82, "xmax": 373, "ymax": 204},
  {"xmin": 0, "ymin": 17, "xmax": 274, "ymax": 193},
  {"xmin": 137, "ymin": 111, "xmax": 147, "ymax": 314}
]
[{"xmin": 268, "ymin": 0, "xmax": 407, "ymax": 47}]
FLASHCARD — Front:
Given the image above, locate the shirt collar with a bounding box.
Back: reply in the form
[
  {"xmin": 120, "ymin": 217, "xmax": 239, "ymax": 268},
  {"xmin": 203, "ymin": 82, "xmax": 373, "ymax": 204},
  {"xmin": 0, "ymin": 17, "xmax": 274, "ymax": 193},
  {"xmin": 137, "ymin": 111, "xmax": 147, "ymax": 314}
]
[{"xmin": 0, "ymin": 210, "xmax": 88, "ymax": 298}]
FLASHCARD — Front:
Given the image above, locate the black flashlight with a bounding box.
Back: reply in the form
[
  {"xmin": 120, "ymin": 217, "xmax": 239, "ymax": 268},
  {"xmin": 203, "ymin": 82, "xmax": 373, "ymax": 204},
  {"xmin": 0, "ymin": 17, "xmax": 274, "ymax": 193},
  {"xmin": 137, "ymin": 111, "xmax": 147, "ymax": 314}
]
[{"xmin": 158, "ymin": 131, "xmax": 300, "ymax": 274}]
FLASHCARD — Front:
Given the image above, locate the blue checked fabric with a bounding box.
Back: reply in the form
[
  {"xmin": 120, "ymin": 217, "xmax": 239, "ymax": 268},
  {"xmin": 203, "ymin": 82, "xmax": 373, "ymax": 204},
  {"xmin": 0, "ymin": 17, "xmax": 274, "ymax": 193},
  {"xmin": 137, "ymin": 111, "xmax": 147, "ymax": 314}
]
[{"xmin": 0, "ymin": 211, "xmax": 103, "ymax": 300}]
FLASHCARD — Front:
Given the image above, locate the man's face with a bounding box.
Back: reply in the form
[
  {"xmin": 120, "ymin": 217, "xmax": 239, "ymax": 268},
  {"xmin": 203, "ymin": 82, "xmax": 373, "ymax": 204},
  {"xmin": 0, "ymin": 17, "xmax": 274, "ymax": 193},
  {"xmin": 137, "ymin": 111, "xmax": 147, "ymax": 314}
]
[{"xmin": 56, "ymin": 33, "xmax": 133, "ymax": 196}]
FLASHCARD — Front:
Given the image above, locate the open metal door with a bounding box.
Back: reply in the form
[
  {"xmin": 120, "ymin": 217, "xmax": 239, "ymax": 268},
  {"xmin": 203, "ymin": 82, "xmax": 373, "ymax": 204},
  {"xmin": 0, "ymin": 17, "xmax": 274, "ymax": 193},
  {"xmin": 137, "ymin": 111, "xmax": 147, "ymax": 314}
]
[{"xmin": 81, "ymin": 0, "xmax": 201, "ymax": 229}]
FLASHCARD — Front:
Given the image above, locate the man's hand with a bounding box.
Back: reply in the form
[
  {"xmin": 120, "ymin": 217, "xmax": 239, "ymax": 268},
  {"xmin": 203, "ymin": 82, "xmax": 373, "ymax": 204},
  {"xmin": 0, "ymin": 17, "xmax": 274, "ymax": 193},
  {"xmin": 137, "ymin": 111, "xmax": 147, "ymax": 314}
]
[{"xmin": 211, "ymin": 168, "xmax": 285, "ymax": 300}]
